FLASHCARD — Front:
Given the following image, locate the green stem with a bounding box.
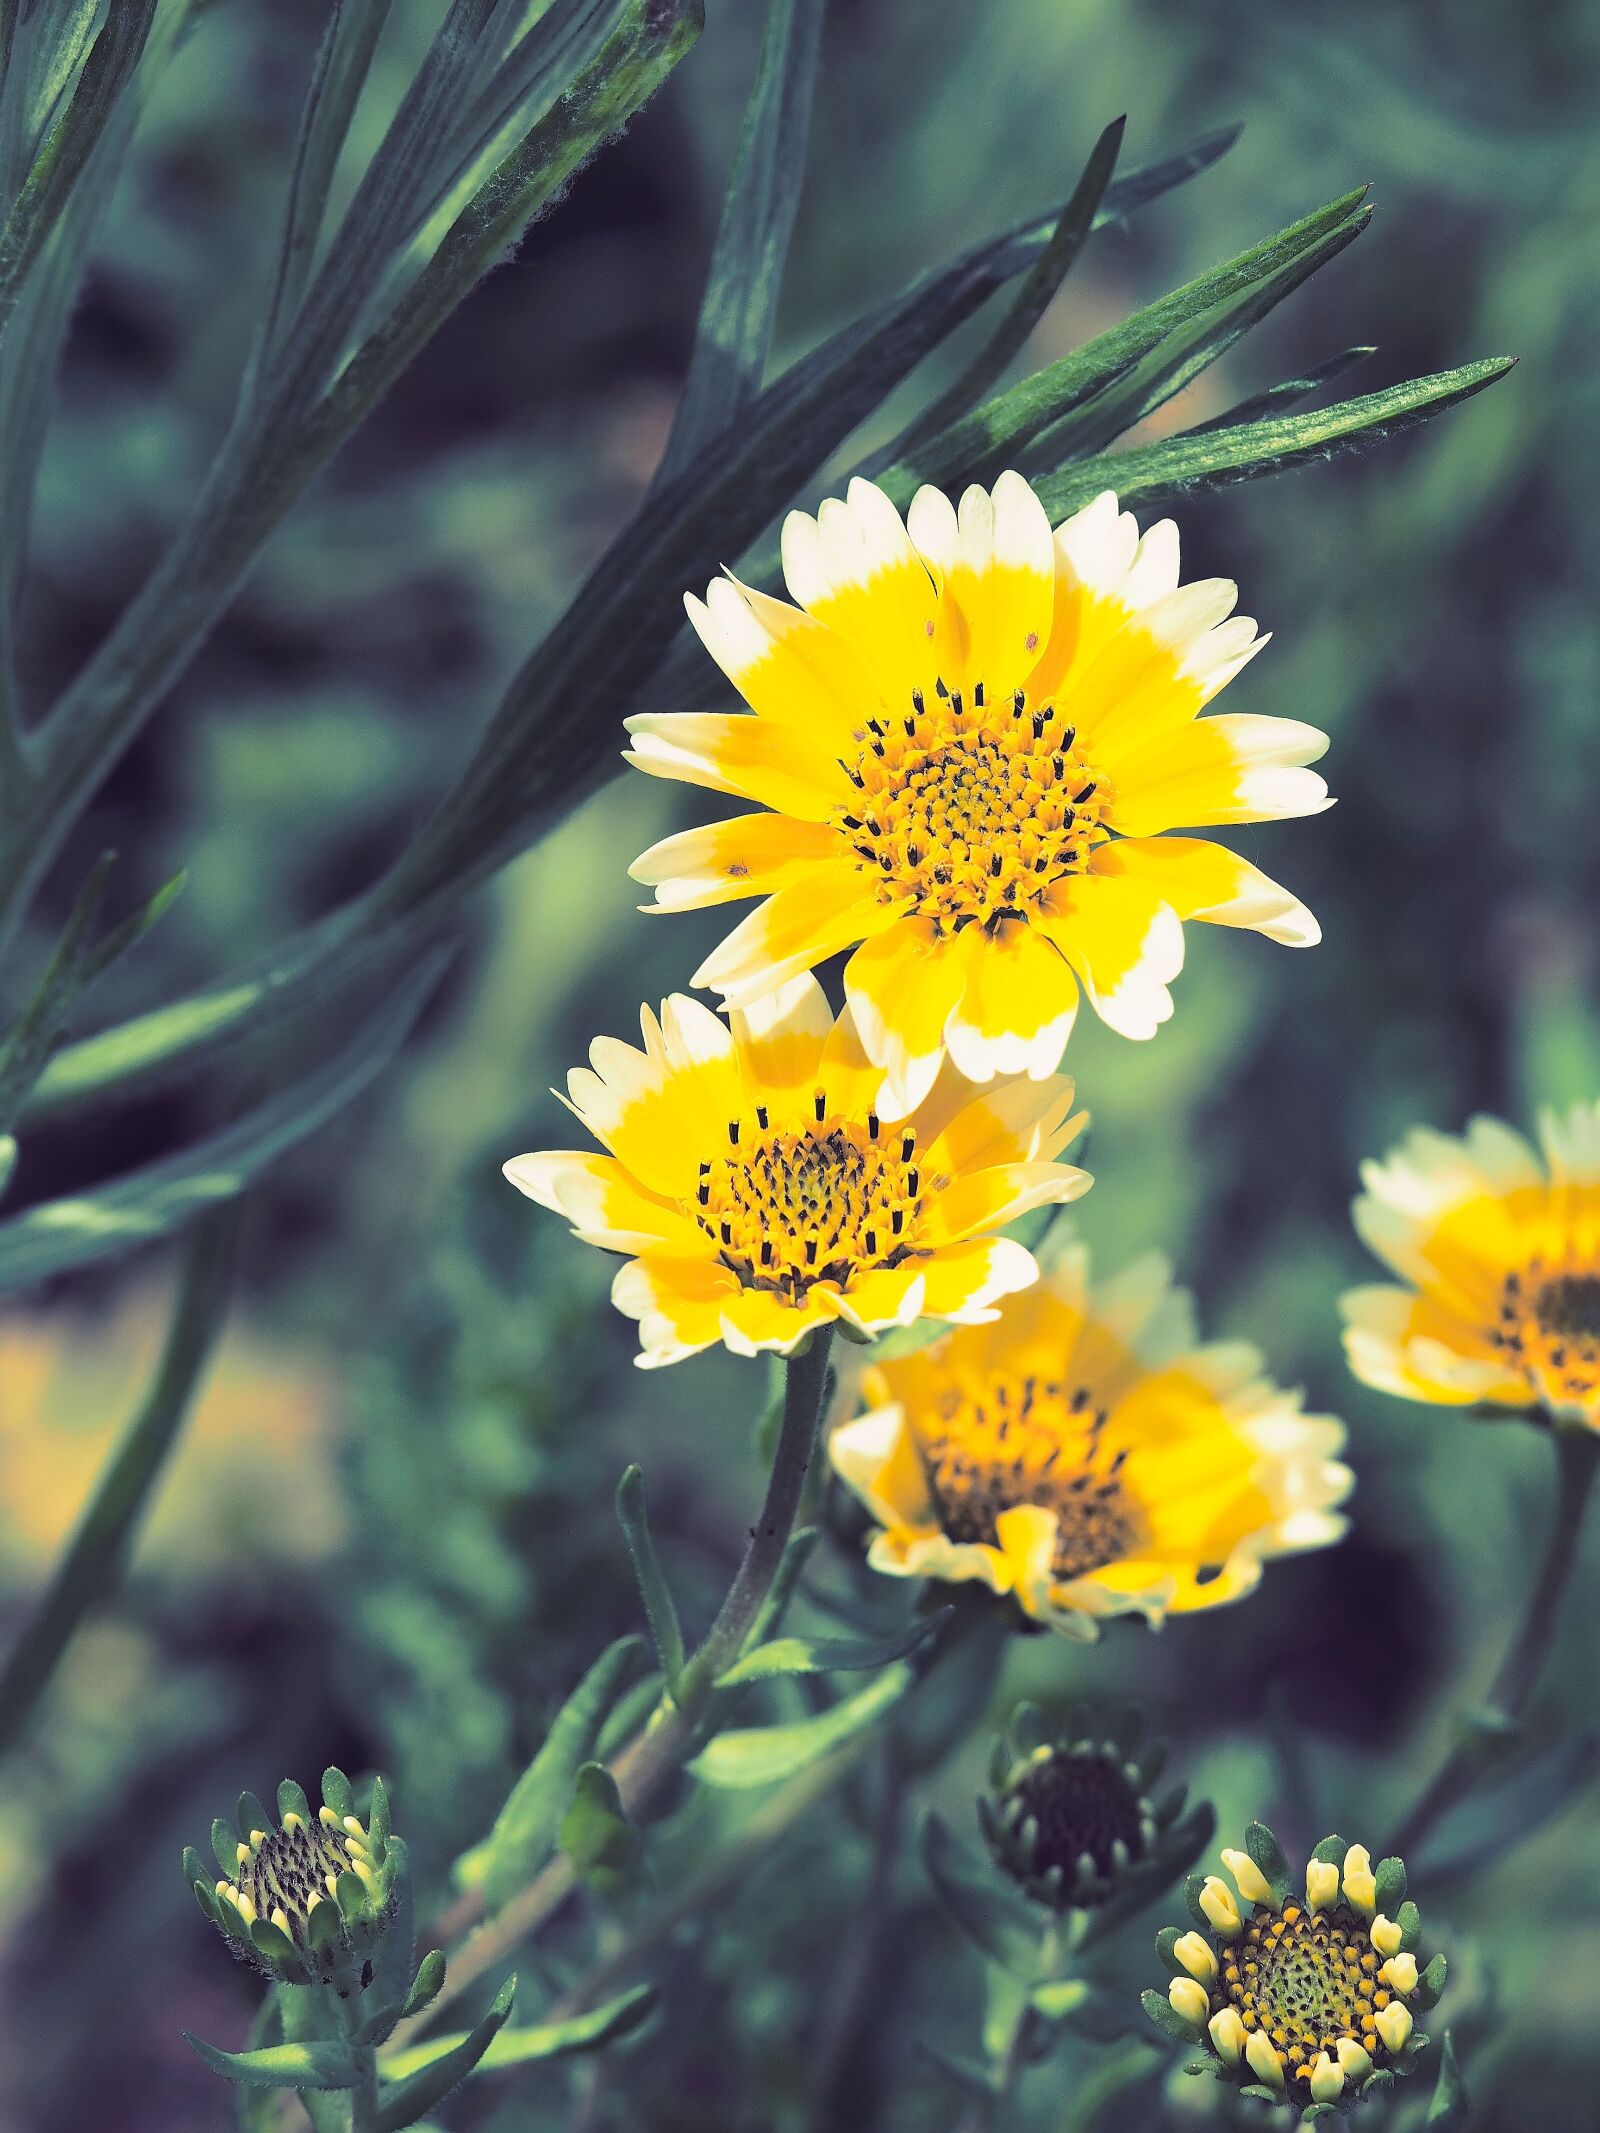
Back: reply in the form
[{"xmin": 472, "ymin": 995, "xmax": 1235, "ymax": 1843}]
[
  {"xmin": 0, "ymin": 1203, "xmax": 239, "ymax": 1758},
  {"xmin": 1393, "ymin": 1422, "xmax": 1600, "ymax": 1857},
  {"xmin": 386, "ymin": 1328, "xmax": 836, "ymax": 2050},
  {"xmin": 959, "ymin": 1922, "xmax": 1061, "ymax": 2133}
]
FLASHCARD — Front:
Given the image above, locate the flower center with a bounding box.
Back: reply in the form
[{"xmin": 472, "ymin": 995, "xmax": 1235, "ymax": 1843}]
[
  {"xmin": 1009, "ymin": 1747, "xmax": 1146, "ymax": 1888},
  {"xmin": 694, "ymin": 1111, "xmax": 930, "ymax": 1298},
  {"xmin": 1219, "ymin": 1901, "xmax": 1394, "ymax": 2082},
  {"xmin": 234, "ymin": 1820, "xmax": 360, "ymax": 1945},
  {"xmin": 836, "ymin": 682, "xmax": 1111, "ymax": 933},
  {"xmin": 1491, "ymin": 1260, "xmax": 1600, "ymax": 1408},
  {"xmin": 917, "ymin": 1373, "xmax": 1144, "ymax": 1578}
]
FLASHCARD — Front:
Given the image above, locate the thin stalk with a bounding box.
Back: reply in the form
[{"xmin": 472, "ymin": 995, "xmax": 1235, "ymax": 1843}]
[
  {"xmin": 958, "ymin": 1921, "xmax": 1061, "ymax": 2133},
  {"xmin": 1393, "ymin": 1423, "xmax": 1600, "ymax": 1857},
  {"xmin": 0, "ymin": 1201, "xmax": 240, "ymax": 1756},
  {"xmin": 386, "ymin": 1328, "xmax": 836, "ymax": 2050}
]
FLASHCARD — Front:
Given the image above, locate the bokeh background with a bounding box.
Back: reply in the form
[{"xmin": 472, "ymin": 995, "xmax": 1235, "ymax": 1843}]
[{"xmin": 2, "ymin": 1, "xmax": 1597, "ymax": 2127}]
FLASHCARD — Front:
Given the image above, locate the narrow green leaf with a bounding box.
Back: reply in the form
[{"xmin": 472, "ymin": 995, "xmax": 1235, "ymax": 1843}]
[
  {"xmin": 888, "ymin": 114, "xmax": 1125, "ymax": 463},
  {"xmin": 715, "ymin": 1607, "xmax": 949, "ymax": 1687},
  {"xmin": 900, "ymin": 187, "xmax": 1371, "ymax": 493},
  {"xmin": 1186, "ymin": 345, "xmax": 1376, "ymax": 433},
  {"xmin": 738, "ymin": 1524, "xmax": 820, "ymax": 1657},
  {"xmin": 182, "ymin": 2035, "xmax": 361, "ymax": 2091},
  {"xmin": 560, "ymin": 1761, "xmax": 644, "ymax": 1891},
  {"xmin": 915, "ymin": 2040, "xmax": 999, "ymax": 2098},
  {"xmin": 373, "ymin": 1974, "xmax": 516, "ymax": 2131},
  {"xmin": 1425, "ymin": 2031, "xmax": 1469, "ymax": 2128},
  {"xmin": 1035, "ymin": 357, "xmax": 1517, "ymax": 521},
  {"xmin": 1410, "ymin": 1729, "xmax": 1596, "ymax": 1884},
  {"xmin": 688, "ymin": 1662, "xmax": 914, "ymax": 1788},
  {"xmin": 401, "ymin": 1950, "xmax": 447, "ymax": 2022},
  {"xmin": 258, "ymin": 0, "xmax": 399, "ymax": 364},
  {"xmin": 920, "ymin": 1810, "xmax": 1044, "ymax": 1978},
  {"xmin": 615, "ymin": 1466, "xmax": 686, "ymax": 1688},
  {"xmin": 0, "ymin": 1202, "xmax": 239, "ymax": 1758},
  {"xmin": 0, "ymin": 954, "xmax": 444, "ymax": 1295},
  {"xmin": 468, "ymin": 1632, "xmax": 646, "ymax": 1911},
  {"xmin": 381, "ymin": 1984, "xmax": 655, "ymax": 2083},
  {"xmin": 653, "ymin": 0, "xmax": 824, "ymax": 486}
]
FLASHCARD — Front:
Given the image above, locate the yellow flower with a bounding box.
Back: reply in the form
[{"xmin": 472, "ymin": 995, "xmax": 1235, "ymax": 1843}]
[
  {"xmin": 504, "ymin": 977, "xmax": 1089, "ymax": 1368},
  {"xmin": 1342, "ymin": 1101, "xmax": 1600, "ymax": 1425},
  {"xmin": 627, "ymin": 472, "xmax": 1327, "ymax": 1117},
  {"xmin": 827, "ymin": 1244, "xmax": 1350, "ymax": 1636}
]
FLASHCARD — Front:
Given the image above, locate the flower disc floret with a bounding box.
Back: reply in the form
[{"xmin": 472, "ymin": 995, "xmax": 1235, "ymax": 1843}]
[
  {"xmin": 505, "ymin": 978, "xmax": 1090, "ymax": 1366},
  {"xmin": 829, "ymin": 1242, "xmax": 1350, "ymax": 1636},
  {"xmin": 627, "ymin": 472, "xmax": 1328, "ymax": 1116},
  {"xmin": 1342, "ymin": 1100, "xmax": 1600, "ymax": 1427}
]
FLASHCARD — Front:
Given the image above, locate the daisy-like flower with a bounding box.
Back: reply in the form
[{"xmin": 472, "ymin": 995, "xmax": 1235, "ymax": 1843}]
[
  {"xmin": 1343, "ymin": 1101, "xmax": 1600, "ymax": 1426},
  {"xmin": 1147, "ymin": 1826, "xmax": 1447, "ymax": 2119},
  {"xmin": 828, "ymin": 1244, "xmax": 1350, "ymax": 1637},
  {"xmin": 503, "ymin": 977, "xmax": 1089, "ymax": 1368},
  {"xmin": 627, "ymin": 472, "xmax": 1328, "ymax": 1117}
]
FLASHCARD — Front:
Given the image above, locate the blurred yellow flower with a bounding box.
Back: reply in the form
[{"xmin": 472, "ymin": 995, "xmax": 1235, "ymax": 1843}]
[
  {"xmin": 0, "ymin": 1290, "xmax": 345, "ymax": 1579},
  {"xmin": 829, "ymin": 1243, "xmax": 1350, "ymax": 1637},
  {"xmin": 1343, "ymin": 1101, "xmax": 1600, "ymax": 1425},
  {"xmin": 627, "ymin": 472, "xmax": 1327, "ymax": 1117},
  {"xmin": 504, "ymin": 977, "xmax": 1089, "ymax": 1368}
]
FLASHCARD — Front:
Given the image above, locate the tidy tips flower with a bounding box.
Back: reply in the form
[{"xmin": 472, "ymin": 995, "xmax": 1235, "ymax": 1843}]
[
  {"xmin": 504, "ymin": 977, "xmax": 1089, "ymax": 1367},
  {"xmin": 979, "ymin": 1700, "xmax": 1211, "ymax": 1914},
  {"xmin": 1146, "ymin": 1825, "xmax": 1447, "ymax": 2118},
  {"xmin": 184, "ymin": 1768, "xmax": 400, "ymax": 1991},
  {"xmin": 828, "ymin": 1242, "xmax": 1350, "ymax": 1636},
  {"xmin": 626, "ymin": 471, "xmax": 1328, "ymax": 1117},
  {"xmin": 1342, "ymin": 1100, "xmax": 1600, "ymax": 1426}
]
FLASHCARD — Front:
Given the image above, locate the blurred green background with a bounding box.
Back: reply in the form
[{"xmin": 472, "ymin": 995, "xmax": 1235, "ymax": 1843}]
[{"xmin": 1, "ymin": 1, "xmax": 1597, "ymax": 2127}]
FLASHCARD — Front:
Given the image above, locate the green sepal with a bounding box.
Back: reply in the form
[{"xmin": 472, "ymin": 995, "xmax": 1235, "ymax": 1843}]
[
  {"xmin": 1361, "ymin": 2068, "xmax": 1395, "ymax": 2099},
  {"xmin": 182, "ymin": 1843, "xmax": 209, "ymax": 1887},
  {"xmin": 920, "ymin": 1810, "xmax": 1044, "ymax": 1978},
  {"xmin": 237, "ymin": 1792, "xmax": 272, "ymax": 1841},
  {"xmin": 322, "ymin": 1768, "xmax": 356, "ymax": 1820},
  {"xmin": 1239, "ymin": 2084, "xmax": 1281, "ymax": 2102},
  {"xmin": 277, "ymin": 1780, "xmax": 313, "ymax": 1827},
  {"xmin": 373, "ymin": 1974, "xmax": 517, "ymax": 2130},
  {"xmin": 1374, "ymin": 1856, "xmax": 1407, "ymax": 1915},
  {"xmin": 308, "ymin": 1899, "xmax": 345, "ymax": 1954},
  {"xmin": 1412, "ymin": 1952, "xmax": 1448, "ymax": 2012},
  {"xmin": 1136, "ymin": 1738, "xmax": 1169, "ymax": 1788},
  {"xmin": 401, "ymin": 1950, "xmax": 447, "ymax": 2021},
  {"xmin": 1309, "ymin": 1834, "xmax": 1347, "ymax": 1867},
  {"xmin": 1152, "ymin": 1782, "xmax": 1189, "ymax": 1831},
  {"xmin": 1301, "ymin": 2105, "xmax": 1338, "ymax": 2124},
  {"xmin": 189, "ymin": 1877, "xmax": 219, "ymax": 1924},
  {"xmin": 1185, "ymin": 2056, "xmax": 1219, "ymax": 2077},
  {"xmin": 560, "ymin": 1762, "xmax": 644, "ymax": 1892},
  {"xmin": 1245, "ymin": 1821, "xmax": 1292, "ymax": 1903},
  {"xmin": 336, "ymin": 1868, "xmax": 368, "ymax": 1921},
  {"xmin": 1007, "ymin": 1702, "xmax": 1047, "ymax": 1756},
  {"xmin": 1141, "ymin": 1988, "xmax": 1202, "ymax": 2045},
  {"xmin": 248, "ymin": 1917, "xmax": 301, "ymax": 1970},
  {"xmin": 1155, "ymin": 1925, "xmax": 1185, "ymax": 1970},
  {"xmin": 1425, "ymin": 2031, "xmax": 1469, "ymax": 2128},
  {"xmin": 369, "ymin": 1776, "xmax": 392, "ymax": 1854},
  {"xmin": 715, "ymin": 1608, "xmax": 948, "ymax": 1687},
  {"xmin": 1182, "ymin": 1872, "xmax": 1211, "ymax": 1933},
  {"xmin": 1396, "ymin": 1899, "xmax": 1422, "ymax": 1952},
  {"xmin": 212, "ymin": 1817, "xmax": 241, "ymax": 1875},
  {"xmin": 184, "ymin": 2034, "xmax": 362, "ymax": 2090},
  {"xmin": 1104, "ymin": 1704, "xmax": 1144, "ymax": 1756}
]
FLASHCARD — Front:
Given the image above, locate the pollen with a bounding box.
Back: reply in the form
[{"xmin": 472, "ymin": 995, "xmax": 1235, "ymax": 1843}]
[
  {"xmin": 916, "ymin": 1373, "xmax": 1144, "ymax": 1578},
  {"xmin": 837, "ymin": 684, "xmax": 1111, "ymax": 933},
  {"xmin": 1221, "ymin": 1901, "xmax": 1388, "ymax": 2081},
  {"xmin": 693, "ymin": 1113, "xmax": 930, "ymax": 1299},
  {"xmin": 1490, "ymin": 1261, "xmax": 1600, "ymax": 1408}
]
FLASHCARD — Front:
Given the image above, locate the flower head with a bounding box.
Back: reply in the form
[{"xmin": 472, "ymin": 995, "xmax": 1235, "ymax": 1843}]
[
  {"xmin": 978, "ymin": 1701, "xmax": 1211, "ymax": 1914},
  {"xmin": 1342, "ymin": 1101, "xmax": 1600, "ymax": 1427},
  {"xmin": 828, "ymin": 1243, "xmax": 1350, "ymax": 1635},
  {"xmin": 185, "ymin": 1769, "xmax": 400, "ymax": 1990},
  {"xmin": 505, "ymin": 977, "xmax": 1088, "ymax": 1367},
  {"xmin": 627, "ymin": 473, "xmax": 1327, "ymax": 1117},
  {"xmin": 1146, "ymin": 1826, "xmax": 1447, "ymax": 2117}
]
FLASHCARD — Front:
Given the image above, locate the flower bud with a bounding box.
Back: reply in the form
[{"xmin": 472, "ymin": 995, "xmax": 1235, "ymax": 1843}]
[
  {"xmin": 1220, "ymin": 1846, "xmax": 1274, "ymax": 1905},
  {"xmin": 1371, "ymin": 1913, "xmax": 1404, "ymax": 1957},
  {"xmin": 1380, "ymin": 1952, "xmax": 1419, "ymax": 1994},
  {"xmin": 1375, "ymin": 2001, "xmax": 1414, "ymax": 2054},
  {"xmin": 1173, "ymin": 1931, "xmax": 1217, "ymax": 1984},
  {"xmin": 1342, "ymin": 1842, "xmax": 1377, "ymax": 1914},
  {"xmin": 1336, "ymin": 2036, "xmax": 1373, "ymax": 2080},
  {"xmin": 1305, "ymin": 1857, "xmax": 1340, "ymax": 1911},
  {"xmin": 1198, "ymin": 1876, "xmax": 1242, "ymax": 1936},
  {"xmin": 1309, "ymin": 2051, "xmax": 1345, "ymax": 2104},
  {"xmin": 1168, "ymin": 1976, "xmax": 1210, "ymax": 2028},
  {"xmin": 1244, "ymin": 2028, "xmax": 1285, "ymax": 2090},
  {"xmin": 1208, "ymin": 2007, "xmax": 1246, "ymax": 2064}
]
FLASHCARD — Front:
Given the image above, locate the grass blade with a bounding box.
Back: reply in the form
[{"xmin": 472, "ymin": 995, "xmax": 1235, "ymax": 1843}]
[
  {"xmin": 653, "ymin": 0, "xmax": 825, "ymax": 487},
  {"xmin": 0, "ymin": 1200, "xmax": 240, "ymax": 1758}
]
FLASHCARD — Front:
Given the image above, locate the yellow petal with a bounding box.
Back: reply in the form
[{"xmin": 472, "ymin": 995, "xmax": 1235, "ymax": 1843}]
[
  {"xmin": 695, "ymin": 874, "xmax": 902, "ymax": 1007},
  {"xmin": 623, "ymin": 710, "xmax": 850, "ymax": 820},
  {"xmin": 1098, "ymin": 712, "xmax": 1331, "ymax": 835},
  {"xmin": 781, "ymin": 478, "xmax": 953, "ymax": 706},
  {"xmin": 842, "ymin": 915, "xmax": 969, "ymax": 1122},
  {"xmin": 1035, "ymin": 873, "xmax": 1184, "ymax": 1040},
  {"xmin": 943, "ymin": 919, "xmax": 1079, "ymax": 1083},
  {"xmin": 1092, "ymin": 835, "xmax": 1319, "ymax": 947},
  {"xmin": 916, "ymin": 1235, "xmax": 1041, "ymax": 1322},
  {"xmin": 919, "ymin": 471, "xmax": 1055, "ymax": 697},
  {"xmin": 630, "ymin": 811, "xmax": 845, "ymax": 912},
  {"xmin": 828, "ymin": 1404, "xmax": 938, "ymax": 1530},
  {"xmin": 501, "ymin": 1151, "xmax": 697, "ymax": 1253},
  {"xmin": 925, "ymin": 1159, "xmax": 1092, "ymax": 1245},
  {"xmin": 683, "ymin": 573, "xmax": 872, "ymax": 744},
  {"xmin": 611, "ymin": 1251, "xmax": 739, "ymax": 1369},
  {"xmin": 728, "ymin": 974, "xmax": 834, "ymax": 1123}
]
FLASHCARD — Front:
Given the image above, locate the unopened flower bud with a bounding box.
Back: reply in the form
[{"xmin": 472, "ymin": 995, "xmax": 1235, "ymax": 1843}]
[
  {"xmin": 1220, "ymin": 1846, "xmax": 1274, "ymax": 1905},
  {"xmin": 1305, "ymin": 1858, "xmax": 1340, "ymax": 1910},
  {"xmin": 1375, "ymin": 2001, "xmax": 1414, "ymax": 2054},
  {"xmin": 1208, "ymin": 2007, "xmax": 1246, "ymax": 2064},
  {"xmin": 1309, "ymin": 2051, "xmax": 1345, "ymax": 2104},
  {"xmin": 1168, "ymin": 1976, "xmax": 1209, "ymax": 2027},
  {"xmin": 1342, "ymin": 1842, "xmax": 1377, "ymax": 1914},
  {"xmin": 1245, "ymin": 2028, "xmax": 1285, "ymax": 2090},
  {"xmin": 1336, "ymin": 2036, "xmax": 1373, "ymax": 2080},
  {"xmin": 1379, "ymin": 1952, "xmax": 1419, "ymax": 1994},
  {"xmin": 1371, "ymin": 1913, "xmax": 1404, "ymax": 1957},
  {"xmin": 1174, "ymin": 1931, "xmax": 1217, "ymax": 1984},
  {"xmin": 1198, "ymin": 1876, "xmax": 1242, "ymax": 1936}
]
